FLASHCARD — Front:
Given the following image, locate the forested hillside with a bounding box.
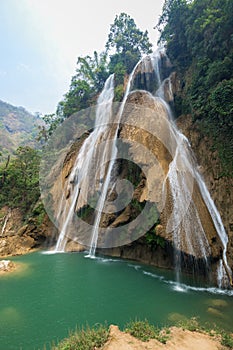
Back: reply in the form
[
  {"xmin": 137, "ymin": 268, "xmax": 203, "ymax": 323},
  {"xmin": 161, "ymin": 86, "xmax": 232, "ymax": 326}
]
[
  {"xmin": 156, "ymin": 0, "xmax": 233, "ymax": 176},
  {"xmin": 0, "ymin": 100, "xmax": 42, "ymax": 156}
]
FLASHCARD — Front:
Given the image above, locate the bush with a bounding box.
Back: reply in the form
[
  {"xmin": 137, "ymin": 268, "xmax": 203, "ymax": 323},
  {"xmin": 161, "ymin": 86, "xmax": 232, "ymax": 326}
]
[
  {"xmin": 53, "ymin": 323, "xmax": 109, "ymax": 350},
  {"xmin": 124, "ymin": 319, "xmax": 170, "ymax": 343}
]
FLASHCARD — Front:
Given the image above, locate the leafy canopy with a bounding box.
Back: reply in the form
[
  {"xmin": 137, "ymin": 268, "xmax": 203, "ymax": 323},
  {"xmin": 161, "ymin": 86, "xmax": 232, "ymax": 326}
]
[
  {"xmin": 157, "ymin": 0, "xmax": 233, "ymax": 175},
  {"xmin": 0, "ymin": 147, "xmax": 41, "ymax": 213},
  {"xmin": 106, "ymin": 13, "xmax": 152, "ymax": 73},
  {"xmin": 106, "ymin": 13, "xmax": 152, "ymax": 56}
]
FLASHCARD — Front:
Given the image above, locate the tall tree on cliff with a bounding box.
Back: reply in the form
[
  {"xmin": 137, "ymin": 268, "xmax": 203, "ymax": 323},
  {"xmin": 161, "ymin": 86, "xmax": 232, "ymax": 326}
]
[
  {"xmin": 57, "ymin": 13, "xmax": 153, "ymax": 119},
  {"xmin": 106, "ymin": 13, "xmax": 152, "ymax": 74}
]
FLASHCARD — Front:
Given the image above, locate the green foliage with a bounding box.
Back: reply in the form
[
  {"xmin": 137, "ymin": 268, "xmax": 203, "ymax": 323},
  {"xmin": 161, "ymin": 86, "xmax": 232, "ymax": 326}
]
[
  {"xmin": 76, "ymin": 205, "xmax": 94, "ymax": 221},
  {"xmin": 54, "ymin": 13, "xmax": 153, "ymax": 118},
  {"xmin": 176, "ymin": 317, "xmax": 233, "ymax": 348},
  {"xmin": 177, "ymin": 316, "xmax": 200, "ymax": 332},
  {"xmin": 106, "ymin": 13, "xmax": 152, "ymax": 74},
  {"xmin": 59, "ymin": 79, "xmax": 94, "ymax": 119},
  {"xmin": 124, "ymin": 319, "xmax": 170, "ymax": 343},
  {"xmin": 37, "ymin": 113, "xmax": 64, "ymax": 143},
  {"xmin": 56, "ymin": 51, "xmax": 109, "ymax": 119},
  {"xmin": 157, "ymin": 0, "xmax": 233, "ymax": 175},
  {"xmin": 32, "ymin": 202, "xmax": 46, "ymax": 225},
  {"xmin": 221, "ymin": 332, "xmax": 233, "ymax": 348},
  {"xmin": 53, "ymin": 323, "xmax": 109, "ymax": 350},
  {"xmin": 114, "ymin": 84, "xmax": 124, "ymax": 102},
  {"xmin": 76, "ymin": 51, "xmax": 109, "ymax": 91},
  {"xmin": 106, "ymin": 13, "xmax": 152, "ymax": 56},
  {"xmin": 130, "ymin": 198, "xmax": 145, "ymax": 214},
  {"xmin": 52, "ymin": 319, "xmax": 233, "ymax": 350},
  {"xmin": 145, "ymin": 231, "xmax": 165, "ymax": 249},
  {"xmin": 0, "ymin": 147, "xmax": 41, "ymax": 213},
  {"xmin": 209, "ymin": 79, "xmax": 233, "ymax": 122},
  {"xmin": 0, "ymin": 100, "xmax": 42, "ymax": 155},
  {"xmin": 157, "ymin": 0, "xmax": 191, "ymax": 68},
  {"xmin": 113, "ymin": 62, "xmax": 126, "ymax": 86},
  {"xmin": 109, "ymin": 51, "xmax": 140, "ymax": 75}
]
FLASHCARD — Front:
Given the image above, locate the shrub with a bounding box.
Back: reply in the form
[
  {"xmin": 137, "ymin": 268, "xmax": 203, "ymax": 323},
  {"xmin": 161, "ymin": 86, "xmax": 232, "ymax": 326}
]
[{"xmin": 53, "ymin": 323, "xmax": 109, "ymax": 350}]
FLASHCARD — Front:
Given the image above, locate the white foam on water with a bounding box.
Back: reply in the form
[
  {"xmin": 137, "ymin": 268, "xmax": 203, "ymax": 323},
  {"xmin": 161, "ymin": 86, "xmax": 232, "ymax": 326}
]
[{"xmin": 142, "ymin": 269, "xmax": 233, "ymax": 296}]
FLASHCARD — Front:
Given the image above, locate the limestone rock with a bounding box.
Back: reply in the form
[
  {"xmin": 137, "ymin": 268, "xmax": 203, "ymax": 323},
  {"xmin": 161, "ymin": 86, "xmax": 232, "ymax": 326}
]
[{"xmin": 0, "ymin": 260, "xmax": 14, "ymax": 272}]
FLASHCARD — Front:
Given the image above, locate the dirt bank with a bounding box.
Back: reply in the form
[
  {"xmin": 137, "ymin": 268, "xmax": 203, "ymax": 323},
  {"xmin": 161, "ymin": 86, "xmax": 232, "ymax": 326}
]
[{"xmin": 102, "ymin": 325, "xmax": 227, "ymax": 350}]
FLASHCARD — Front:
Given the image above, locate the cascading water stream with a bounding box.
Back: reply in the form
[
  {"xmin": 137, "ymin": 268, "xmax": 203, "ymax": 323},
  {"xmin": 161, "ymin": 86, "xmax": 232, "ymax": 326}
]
[
  {"xmin": 148, "ymin": 50, "xmax": 232, "ymax": 286},
  {"xmin": 194, "ymin": 169, "xmax": 232, "ymax": 285},
  {"xmin": 88, "ymin": 59, "xmax": 143, "ymax": 257},
  {"xmin": 0, "ymin": 209, "xmax": 11, "ymax": 236},
  {"xmin": 55, "ymin": 74, "xmax": 115, "ymax": 252}
]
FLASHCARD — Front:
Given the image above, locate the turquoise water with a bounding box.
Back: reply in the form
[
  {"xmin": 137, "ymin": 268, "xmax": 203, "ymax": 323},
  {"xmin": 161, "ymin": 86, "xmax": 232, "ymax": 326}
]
[{"xmin": 0, "ymin": 251, "xmax": 233, "ymax": 350}]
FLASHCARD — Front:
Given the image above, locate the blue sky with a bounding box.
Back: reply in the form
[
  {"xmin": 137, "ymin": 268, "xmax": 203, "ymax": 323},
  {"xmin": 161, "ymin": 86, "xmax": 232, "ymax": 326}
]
[{"xmin": 0, "ymin": 0, "xmax": 164, "ymax": 115}]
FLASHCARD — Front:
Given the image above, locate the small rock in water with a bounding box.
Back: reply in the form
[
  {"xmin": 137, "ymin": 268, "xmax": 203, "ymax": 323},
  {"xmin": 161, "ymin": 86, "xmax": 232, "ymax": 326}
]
[
  {"xmin": 0, "ymin": 260, "xmax": 14, "ymax": 272},
  {"xmin": 207, "ymin": 299, "xmax": 228, "ymax": 308},
  {"xmin": 207, "ymin": 307, "xmax": 224, "ymax": 318},
  {"xmin": 168, "ymin": 312, "xmax": 187, "ymax": 323}
]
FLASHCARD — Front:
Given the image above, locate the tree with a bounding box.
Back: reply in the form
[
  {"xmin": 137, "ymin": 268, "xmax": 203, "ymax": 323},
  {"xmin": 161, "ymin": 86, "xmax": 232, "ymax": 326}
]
[
  {"xmin": 0, "ymin": 147, "xmax": 41, "ymax": 212},
  {"xmin": 57, "ymin": 13, "xmax": 153, "ymax": 117},
  {"xmin": 37, "ymin": 113, "xmax": 64, "ymax": 143},
  {"xmin": 75, "ymin": 51, "xmax": 109, "ymax": 91},
  {"xmin": 106, "ymin": 13, "xmax": 152, "ymax": 73},
  {"xmin": 58, "ymin": 79, "xmax": 93, "ymax": 119},
  {"xmin": 56, "ymin": 51, "xmax": 109, "ymax": 119},
  {"xmin": 156, "ymin": 0, "xmax": 190, "ymax": 67}
]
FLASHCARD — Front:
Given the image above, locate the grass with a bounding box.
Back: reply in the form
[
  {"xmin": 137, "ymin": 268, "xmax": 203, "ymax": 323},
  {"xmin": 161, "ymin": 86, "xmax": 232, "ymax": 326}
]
[
  {"xmin": 176, "ymin": 316, "xmax": 200, "ymax": 332},
  {"xmin": 176, "ymin": 317, "xmax": 233, "ymax": 349},
  {"xmin": 52, "ymin": 318, "xmax": 233, "ymax": 349},
  {"xmin": 124, "ymin": 319, "xmax": 170, "ymax": 344},
  {"xmin": 52, "ymin": 323, "xmax": 109, "ymax": 350},
  {"xmin": 221, "ymin": 332, "xmax": 233, "ymax": 348}
]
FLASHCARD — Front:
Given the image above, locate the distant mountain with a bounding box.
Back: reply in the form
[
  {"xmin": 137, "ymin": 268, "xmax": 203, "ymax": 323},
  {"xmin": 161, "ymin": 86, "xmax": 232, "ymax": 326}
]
[{"xmin": 0, "ymin": 100, "xmax": 43, "ymax": 155}]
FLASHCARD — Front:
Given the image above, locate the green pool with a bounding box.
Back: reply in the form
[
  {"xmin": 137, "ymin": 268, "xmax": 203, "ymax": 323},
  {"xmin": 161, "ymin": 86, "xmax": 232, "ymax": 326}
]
[{"xmin": 0, "ymin": 251, "xmax": 232, "ymax": 349}]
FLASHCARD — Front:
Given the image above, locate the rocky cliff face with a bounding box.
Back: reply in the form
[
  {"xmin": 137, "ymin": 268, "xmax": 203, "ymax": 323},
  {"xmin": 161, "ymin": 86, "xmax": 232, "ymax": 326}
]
[
  {"xmin": 0, "ymin": 206, "xmax": 56, "ymax": 257},
  {"xmin": 98, "ymin": 90, "xmax": 229, "ymax": 282}
]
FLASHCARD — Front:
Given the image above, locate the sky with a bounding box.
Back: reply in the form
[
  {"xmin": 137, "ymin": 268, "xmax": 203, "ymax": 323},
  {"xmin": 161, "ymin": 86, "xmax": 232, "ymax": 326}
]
[{"xmin": 0, "ymin": 0, "xmax": 165, "ymax": 115}]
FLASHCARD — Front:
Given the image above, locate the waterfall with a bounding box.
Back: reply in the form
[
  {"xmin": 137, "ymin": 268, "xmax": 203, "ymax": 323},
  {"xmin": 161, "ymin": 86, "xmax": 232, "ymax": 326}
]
[
  {"xmin": 144, "ymin": 50, "xmax": 231, "ymax": 286},
  {"xmin": 55, "ymin": 74, "xmax": 115, "ymax": 252},
  {"xmin": 195, "ymin": 170, "xmax": 232, "ymax": 284},
  {"xmin": 162, "ymin": 124, "xmax": 213, "ymax": 282},
  {"xmin": 53, "ymin": 47, "xmax": 231, "ymax": 287},
  {"xmin": 121, "ymin": 49, "xmax": 231, "ymax": 286},
  {"xmin": 55, "ymin": 63, "xmax": 141, "ymax": 255},
  {"xmin": 88, "ymin": 60, "xmax": 143, "ymax": 257},
  {"xmin": 1, "ymin": 209, "xmax": 11, "ymax": 236},
  {"xmin": 217, "ymin": 259, "xmax": 229, "ymax": 288}
]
